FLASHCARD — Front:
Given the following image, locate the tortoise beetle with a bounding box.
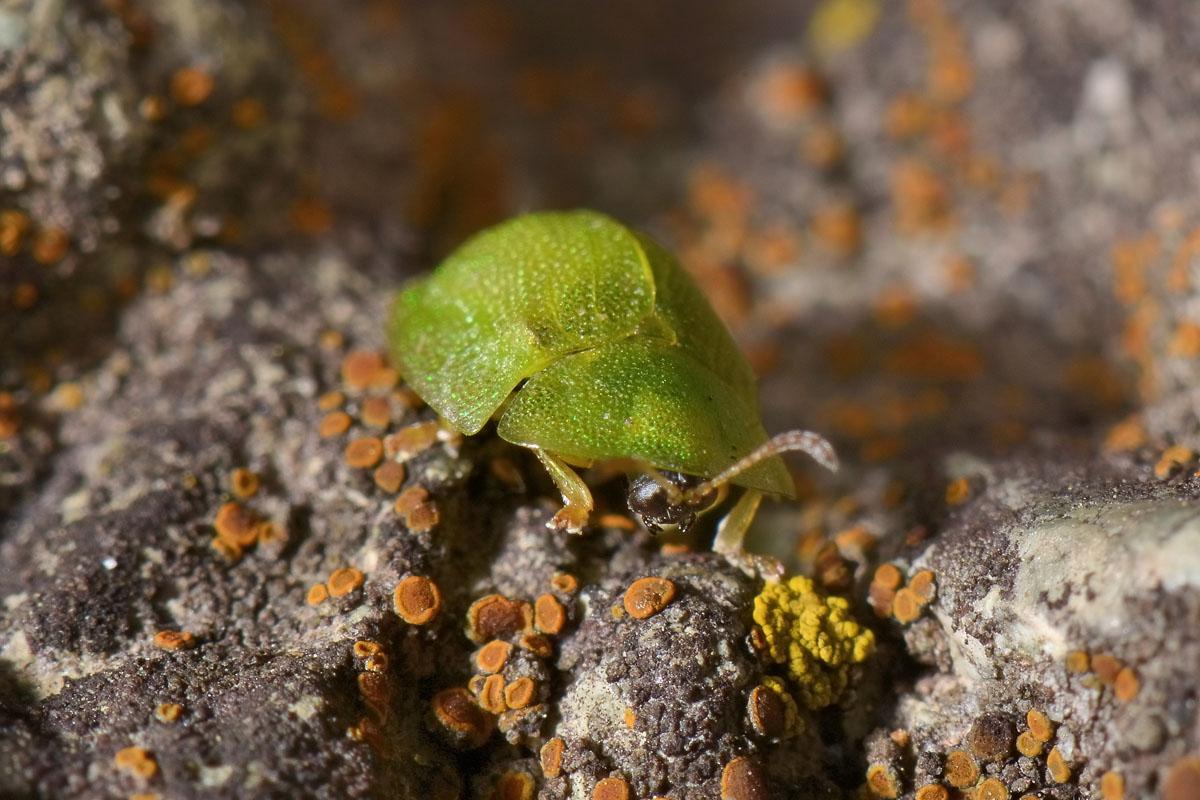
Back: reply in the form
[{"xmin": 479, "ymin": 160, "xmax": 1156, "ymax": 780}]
[{"xmin": 387, "ymin": 210, "xmax": 836, "ymax": 554}]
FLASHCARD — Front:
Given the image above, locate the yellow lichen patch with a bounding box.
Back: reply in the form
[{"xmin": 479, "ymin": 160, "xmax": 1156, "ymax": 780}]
[
  {"xmin": 306, "ymin": 583, "xmax": 329, "ymax": 606},
  {"xmin": 1101, "ymin": 770, "xmax": 1124, "ymax": 800},
  {"xmin": 915, "ymin": 785, "xmax": 949, "ymax": 800},
  {"xmin": 476, "ymin": 641, "xmax": 511, "ymax": 673},
  {"xmin": 866, "ymin": 764, "xmax": 899, "ymax": 798},
  {"xmin": 540, "ymin": 737, "xmax": 564, "ymax": 777},
  {"xmin": 1047, "ymin": 747, "xmax": 1071, "ymax": 783},
  {"xmin": 1164, "ymin": 758, "xmax": 1200, "ymax": 800},
  {"xmin": 721, "ymin": 757, "xmax": 769, "ymax": 800},
  {"xmin": 229, "ymin": 468, "xmax": 260, "ymax": 498},
  {"xmin": 393, "ymin": 575, "xmax": 441, "ymax": 625},
  {"xmin": 1091, "ymin": 653, "xmax": 1124, "ymax": 685},
  {"xmin": 153, "ymin": 630, "xmax": 195, "ymax": 651},
  {"xmin": 593, "ymin": 777, "xmax": 630, "ymax": 800},
  {"xmin": 534, "ymin": 594, "xmax": 566, "ymax": 634},
  {"xmin": 892, "ymin": 587, "xmax": 922, "ymax": 624},
  {"xmin": 623, "ymin": 577, "xmax": 676, "ymax": 619},
  {"xmin": 944, "ymin": 749, "xmax": 979, "ymax": 788},
  {"xmin": 976, "ymin": 778, "xmax": 1009, "ymax": 800},
  {"xmin": 328, "ymin": 567, "xmax": 364, "ymax": 597},
  {"xmin": 114, "ymin": 746, "xmax": 158, "ymax": 778},
  {"xmin": 478, "ymin": 674, "xmax": 507, "ymax": 714},
  {"xmin": 504, "ymin": 677, "xmax": 535, "ymax": 709},
  {"xmin": 1025, "ymin": 709, "xmax": 1054, "ymax": 743},
  {"xmin": 171, "ymin": 66, "xmax": 213, "ymax": 105},
  {"xmin": 752, "ymin": 576, "xmax": 874, "ymax": 709},
  {"xmin": 1065, "ymin": 650, "xmax": 1090, "ymax": 673},
  {"xmin": 944, "ymin": 477, "xmax": 971, "ymax": 505},
  {"xmin": 552, "ymin": 573, "xmax": 579, "ymax": 595},
  {"xmin": 493, "ymin": 771, "xmax": 534, "ymax": 800},
  {"xmin": 317, "ymin": 391, "xmax": 345, "ymax": 411},
  {"xmin": 345, "ymin": 436, "xmax": 384, "ymax": 469},
  {"xmin": 1154, "ymin": 445, "xmax": 1196, "ymax": 479},
  {"xmin": 359, "ymin": 395, "xmax": 392, "ymax": 429},
  {"xmin": 341, "ymin": 351, "xmax": 385, "ymax": 389},
  {"xmin": 319, "ymin": 411, "xmax": 352, "ymax": 437},
  {"xmin": 468, "ymin": 594, "xmax": 531, "ymax": 643},
  {"xmin": 431, "ymin": 688, "xmax": 493, "ymax": 749},
  {"xmin": 1114, "ymin": 667, "xmax": 1139, "ymax": 701},
  {"xmin": 215, "ymin": 501, "xmax": 259, "ymax": 547},
  {"xmin": 154, "ymin": 703, "xmax": 183, "ymax": 723},
  {"xmin": 908, "ymin": 570, "xmax": 937, "ymax": 604},
  {"xmin": 384, "ymin": 421, "xmax": 441, "ymax": 459},
  {"xmin": 1015, "ymin": 730, "xmax": 1042, "ymax": 757}
]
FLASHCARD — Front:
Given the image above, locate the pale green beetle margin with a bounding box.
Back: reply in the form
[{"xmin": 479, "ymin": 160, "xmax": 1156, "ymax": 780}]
[{"xmin": 386, "ymin": 209, "xmax": 794, "ymax": 498}]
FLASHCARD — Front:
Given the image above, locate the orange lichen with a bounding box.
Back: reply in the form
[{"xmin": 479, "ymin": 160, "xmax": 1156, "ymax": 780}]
[
  {"xmin": 318, "ymin": 330, "xmax": 344, "ymax": 350},
  {"xmin": 492, "ymin": 771, "xmax": 534, "ymax": 800},
  {"xmin": 873, "ymin": 285, "xmax": 919, "ymax": 328},
  {"xmin": 1065, "ymin": 650, "xmax": 1090, "ymax": 673},
  {"xmin": 383, "ymin": 420, "xmax": 440, "ymax": 458},
  {"xmin": 915, "ymin": 786, "xmax": 949, "ymax": 800},
  {"xmin": 520, "ymin": 634, "xmax": 553, "ymax": 658},
  {"xmin": 319, "ymin": 411, "xmax": 352, "ymax": 437},
  {"xmin": 1164, "ymin": 758, "xmax": 1200, "ymax": 800},
  {"xmin": 345, "ymin": 436, "xmax": 384, "ymax": 468},
  {"xmin": 0, "ymin": 210, "xmax": 30, "ymax": 255},
  {"xmin": 0, "ymin": 394, "xmax": 20, "ymax": 438},
  {"xmin": 215, "ymin": 501, "xmax": 259, "ymax": 547},
  {"xmin": 394, "ymin": 486, "xmax": 428, "ymax": 516},
  {"xmin": 372, "ymin": 460, "xmax": 406, "ymax": 493},
  {"xmin": 873, "ymin": 564, "xmax": 903, "ymax": 591},
  {"xmin": 892, "ymin": 159, "xmax": 953, "ymax": 233},
  {"xmin": 1026, "ymin": 709, "xmax": 1054, "ymax": 743},
  {"xmin": 306, "ymin": 583, "xmax": 329, "ymax": 606},
  {"xmin": 154, "ymin": 703, "xmax": 183, "ymax": 723},
  {"xmin": 1103, "ymin": 416, "xmax": 1146, "ymax": 452},
  {"xmin": 229, "ymin": 468, "xmax": 260, "ymax": 498},
  {"xmin": 944, "ymin": 749, "xmax": 979, "ymax": 788},
  {"xmin": 1114, "ymin": 667, "xmax": 1139, "ymax": 701},
  {"xmin": 431, "ymin": 688, "xmax": 494, "ymax": 749},
  {"xmin": 801, "ymin": 124, "xmax": 845, "ymax": 170},
  {"xmin": 357, "ymin": 671, "xmax": 390, "ymax": 721},
  {"xmin": 623, "ymin": 577, "xmax": 676, "ymax": 619},
  {"xmin": 171, "ymin": 66, "xmax": 214, "ymax": 106},
  {"xmin": 360, "ymin": 396, "xmax": 392, "ymax": 429},
  {"xmin": 153, "ymin": 630, "xmax": 196, "ymax": 650},
  {"xmin": 1155, "ymin": 446, "xmax": 1196, "ymax": 479},
  {"xmin": 884, "ymin": 329, "xmax": 982, "ymax": 381},
  {"xmin": 328, "ymin": 567, "xmax": 364, "ymax": 597},
  {"xmin": 504, "ymin": 677, "xmax": 535, "ymax": 709},
  {"xmin": 624, "ymin": 707, "xmax": 636, "ymax": 728},
  {"xmin": 405, "ymin": 500, "xmax": 440, "ymax": 532},
  {"xmin": 885, "ymin": 93, "xmax": 931, "ymax": 140},
  {"xmin": 866, "ymin": 764, "xmax": 899, "ymax": 798},
  {"xmin": 597, "ymin": 513, "xmax": 637, "ymax": 531},
  {"xmin": 1046, "ymin": 746, "xmax": 1071, "ymax": 783},
  {"xmin": 476, "ymin": 640, "xmax": 511, "ymax": 673},
  {"xmin": 976, "ymin": 778, "xmax": 1009, "ymax": 800},
  {"xmin": 1015, "ymin": 730, "xmax": 1042, "ymax": 758},
  {"xmin": 231, "ymin": 97, "xmax": 266, "ymax": 129},
  {"xmin": 757, "ymin": 62, "xmax": 827, "ymax": 121},
  {"xmin": 1101, "ymin": 770, "xmax": 1124, "ymax": 800},
  {"xmin": 892, "ymin": 587, "xmax": 922, "ymax": 624},
  {"xmin": 721, "ymin": 757, "xmax": 769, "ymax": 800},
  {"xmin": 869, "ymin": 581, "xmax": 896, "ymax": 618},
  {"xmin": 812, "ymin": 203, "xmax": 862, "ymax": 257},
  {"xmin": 552, "ymin": 573, "xmax": 580, "ymax": 594},
  {"xmin": 114, "ymin": 746, "xmax": 158, "ymax": 778},
  {"xmin": 364, "ymin": 653, "xmax": 388, "ymax": 673},
  {"xmin": 317, "ymin": 391, "xmax": 345, "ymax": 411},
  {"xmin": 393, "ymin": 575, "xmax": 441, "ymax": 625},
  {"xmin": 593, "ymin": 777, "xmax": 630, "ymax": 800},
  {"xmin": 31, "ymin": 226, "xmax": 69, "ymax": 263},
  {"xmin": 478, "ymin": 673, "xmax": 507, "ymax": 714},
  {"xmin": 944, "ymin": 477, "xmax": 971, "ymax": 505},
  {"xmin": 354, "ymin": 640, "xmax": 382, "ymax": 658},
  {"xmin": 540, "ymin": 737, "xmax": 564, "ymax": 777},
  {"xmin": 909, "ymin": 570, "xmax": 937, "ymax": 603},
  {"xmin": 468, "ymin": 594, "xmax": 531, "ymax": 642},
  {"xmin": 1092, "ymin": 653, "xmax": 1124, "ymax": 685},
  {"xmin": 534, "ymin": 594, "xmax": 566, "ymax": 635},
  {"xmin": 969, "ymin": 715, "xmax": 1014, "ymax": 761},
  {"xmin": 210, "ymin": 534, "xmax": 241, "ymax": 562},
  {"xmin": 341, "ymin": 351, "xmax": 385, "ymax": 389}
]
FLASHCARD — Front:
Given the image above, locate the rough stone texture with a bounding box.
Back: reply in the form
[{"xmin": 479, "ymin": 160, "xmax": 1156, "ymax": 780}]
[{"xmin": 2, "ymin": 1, "xmax": 1199, "ymax": 799}]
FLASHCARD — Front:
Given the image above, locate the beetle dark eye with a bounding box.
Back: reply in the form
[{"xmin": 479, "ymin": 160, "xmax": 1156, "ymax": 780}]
[{"xmin": 627, "ymin": 471, "xmax": 719, "ymax": 535}]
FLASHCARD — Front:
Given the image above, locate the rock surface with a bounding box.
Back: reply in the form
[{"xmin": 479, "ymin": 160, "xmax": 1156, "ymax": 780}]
[{"xmin": 2, "ymin": 1, "xmax": 1198, "ymax": 799}]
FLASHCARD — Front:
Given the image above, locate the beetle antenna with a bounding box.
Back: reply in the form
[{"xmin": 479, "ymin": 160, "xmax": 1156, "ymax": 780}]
[
  {"xmin": 639, "ymin": 464, "xmax": 686, "ymax": 505},
  {"xmin": 681, "ymin": 430, "xmax": 838, "ymax": 504}
]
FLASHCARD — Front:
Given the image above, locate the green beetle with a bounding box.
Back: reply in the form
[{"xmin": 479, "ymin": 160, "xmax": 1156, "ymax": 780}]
[{"xmin": 387, "ymin": 210, "xmax": 836, "ymax": 554}]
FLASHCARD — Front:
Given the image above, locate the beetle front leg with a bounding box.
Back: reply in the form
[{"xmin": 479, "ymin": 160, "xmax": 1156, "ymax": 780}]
[
  {"xmin": 533, "ymin": 449, "xmax": 594, "ymax": 534},
  {"xmin": 713, "ymin": 489, "xmax": 784, "ymax": 581}
]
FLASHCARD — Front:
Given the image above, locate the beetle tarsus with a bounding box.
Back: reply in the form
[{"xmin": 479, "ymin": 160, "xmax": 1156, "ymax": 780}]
[{"xmin": 534, "ymin": 449, "xmax": 594, "ymax": 534}]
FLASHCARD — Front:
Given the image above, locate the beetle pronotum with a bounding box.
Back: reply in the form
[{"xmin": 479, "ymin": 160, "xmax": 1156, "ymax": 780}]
[{"xmin": 387, "ymin": 210, "xmax": 835, "ymax": 554}]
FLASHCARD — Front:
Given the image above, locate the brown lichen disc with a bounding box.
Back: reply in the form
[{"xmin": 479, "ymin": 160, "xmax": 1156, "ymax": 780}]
[
  {"xmin": 493, "ymin": 772, "xmax": 534, "ymax": 800},
  {"xmin": 915, "ymin": 786, "xmax": 950, "ymax": 800},
  {"xmin": 430, "ymin": 688, "xmax": 494, "ymax": 749},
  {"xmin": 747, "ymin": 685, "xmax": 785, "ymax": 739},
  {"xmin": 467, "ymin": 594, "xmax": 530, "ymax": 642},
  {"xmin": 393, "ymin": 575, "xmax": 442, "ymax": 624},
  {"xmin": 944, "ymin": 749, "xmax": 979, "ymax": 788},
  {"xmin": 976, "ymin": 778, "xmax": 1009, "ymax": 800},
  {"xmin": 721, "ymin": 757, "xmax": 770, "ymax": 800},
  {"xmin": 622, "ymin": 577, "xmax": 676, "ymax": 619}
]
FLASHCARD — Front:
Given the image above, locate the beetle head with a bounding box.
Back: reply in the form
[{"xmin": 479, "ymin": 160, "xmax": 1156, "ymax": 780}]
[{"xmin": 627, "ymin": 470, "xmax": 720, "ymax": 536}]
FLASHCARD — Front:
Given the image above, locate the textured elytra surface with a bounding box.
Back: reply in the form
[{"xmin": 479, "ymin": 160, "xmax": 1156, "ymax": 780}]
[{"xmin": 2, "ymin": 1, "xmax": 1199, "ymax": 799}]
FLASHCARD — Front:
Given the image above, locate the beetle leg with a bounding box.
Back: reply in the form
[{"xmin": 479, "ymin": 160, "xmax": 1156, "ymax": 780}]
[
  {"xmin": 534, "ymin": 449, "xmax": 594, "ymax": 534},
  {"xmin": 713, "ymin": 489, "xmax": 785, "ymax": 581}
]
